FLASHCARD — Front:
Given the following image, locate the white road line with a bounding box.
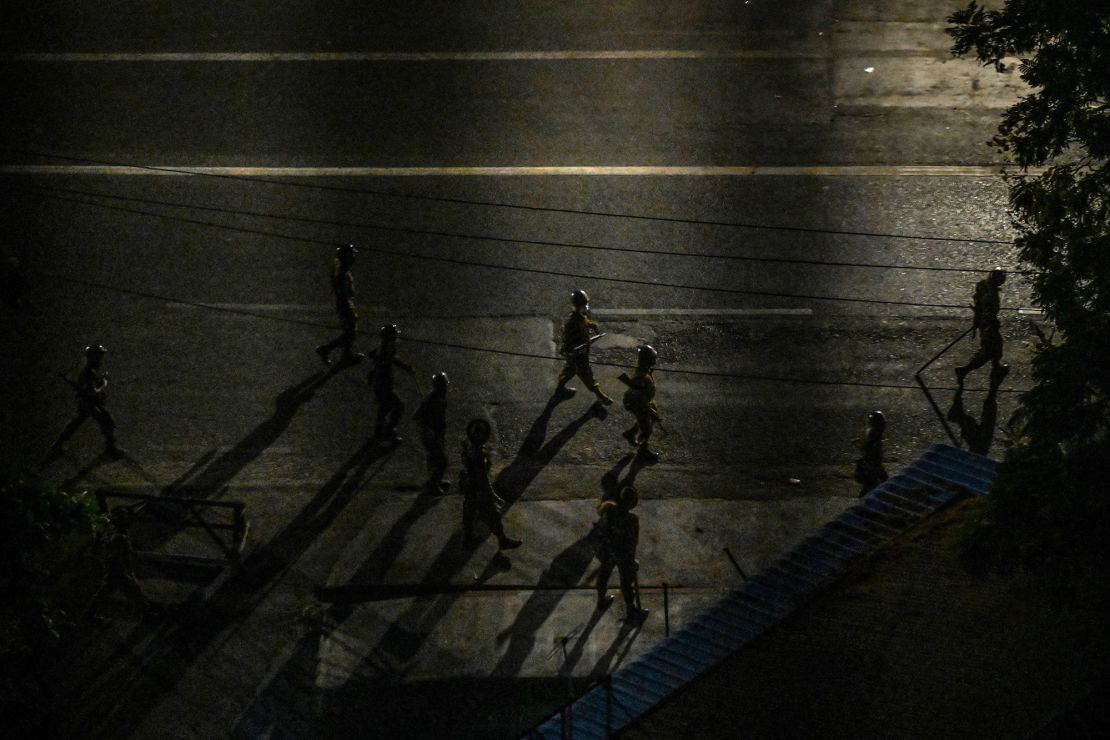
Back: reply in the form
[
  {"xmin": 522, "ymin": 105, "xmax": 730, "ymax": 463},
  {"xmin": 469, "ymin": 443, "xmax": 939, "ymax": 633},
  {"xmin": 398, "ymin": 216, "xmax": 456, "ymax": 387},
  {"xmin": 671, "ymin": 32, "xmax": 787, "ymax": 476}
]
[
  {"xmin": 2, "ymin": 50, "xmax": 825, "ymax": 63},
  {"xmin": 592, "ymin": 308, "xmax": 813, "ymax": 317},
  {"xmin": 0, "ymin": 165, "xmax": 1023, "ymax": 177}
]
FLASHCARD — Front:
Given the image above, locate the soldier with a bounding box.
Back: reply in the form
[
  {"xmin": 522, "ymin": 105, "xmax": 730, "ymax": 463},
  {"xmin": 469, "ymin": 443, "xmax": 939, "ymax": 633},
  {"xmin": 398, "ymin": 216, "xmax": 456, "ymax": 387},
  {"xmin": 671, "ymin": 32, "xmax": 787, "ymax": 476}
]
[
  {"xmin": 316, "ymin": 243, "xmax": 365, "ymax": 366},
  {"xmin": 956, "ymin": 267, "xmax": 1008, "ymax": 387},
  {"xmin": 595, "ymin": 484, "xmax": 648, "ymax": 623},
  {"xmin": 617, "ymin": 344, "xmax": 662, "ymax": 462},
  {"xmin": 83, "ymin": 508, "xmax": 160, "ymax": 622},
  {"xmin": 50, "ymin": 344, "xmax": 123, "ymax": 458},
  {"xmin": 460, "ymin": 418, "xmax": 522, "ymax": 551},
  {"xmin": 366, "ymin": 324, "xmax": 416, "ymax": 443},
  {"xmin": 853, "ymin": 411, "xmax": 888, "ymax": 496},
  {"xmin": 554, "ymin": 289, "xmax": 613, "ymax": 406},
  {"xmin": 413, "ymin": 371, "xmax": 451, "ymax": 494}
]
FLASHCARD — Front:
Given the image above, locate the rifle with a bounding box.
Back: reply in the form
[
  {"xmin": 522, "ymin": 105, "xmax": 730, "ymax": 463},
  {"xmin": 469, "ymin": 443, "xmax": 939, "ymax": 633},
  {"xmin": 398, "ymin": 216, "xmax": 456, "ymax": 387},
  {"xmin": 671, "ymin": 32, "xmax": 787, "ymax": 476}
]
[
  {"xmin": 561, "ymin": 333, "xmax": 606, "ymax": 358},
  {"xmin": 58, "ymin": 371, "xmax": 107, "ymax": 403}
]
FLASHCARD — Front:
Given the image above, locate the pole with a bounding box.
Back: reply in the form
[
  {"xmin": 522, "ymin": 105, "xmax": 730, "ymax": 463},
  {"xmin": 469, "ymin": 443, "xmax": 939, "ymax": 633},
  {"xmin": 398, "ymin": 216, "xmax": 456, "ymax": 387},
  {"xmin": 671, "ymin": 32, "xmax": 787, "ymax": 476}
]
[{"xmin": 663, "ymin": 582, "xmax": 670, "ymax": 637}]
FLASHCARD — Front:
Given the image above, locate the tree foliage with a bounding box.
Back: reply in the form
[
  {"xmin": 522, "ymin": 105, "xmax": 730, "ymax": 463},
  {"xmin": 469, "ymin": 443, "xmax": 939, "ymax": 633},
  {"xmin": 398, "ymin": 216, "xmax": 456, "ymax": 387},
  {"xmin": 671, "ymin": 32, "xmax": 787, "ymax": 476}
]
[
  {"xmin": 947, "ymin": 1, "xmax": 1110, "ymax": 602},
  {"xmin": 0, "ymin": 473, "xmax": 105, "ymax": 713}
]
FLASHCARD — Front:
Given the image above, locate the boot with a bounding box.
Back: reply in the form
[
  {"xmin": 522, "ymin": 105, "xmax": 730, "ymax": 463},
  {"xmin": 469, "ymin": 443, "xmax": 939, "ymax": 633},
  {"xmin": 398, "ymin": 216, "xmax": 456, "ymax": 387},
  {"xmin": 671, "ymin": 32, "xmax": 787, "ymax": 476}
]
[
  {"xmin": 498, "ymin": 535, "xmax": 523, "ymax": 551},
  {"xmin": 315, "ymin": 345, "xmax": 332, "ymax": 366}
]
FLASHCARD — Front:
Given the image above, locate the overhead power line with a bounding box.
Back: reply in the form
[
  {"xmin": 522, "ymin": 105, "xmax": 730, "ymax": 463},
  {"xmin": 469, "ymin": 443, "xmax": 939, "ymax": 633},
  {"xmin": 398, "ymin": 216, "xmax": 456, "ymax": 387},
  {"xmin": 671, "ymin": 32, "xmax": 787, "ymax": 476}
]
[
  {"xmin": 18, "ymin": 182, "xmax": 1011, "ymax": 275},
  {"xmin": 3, "ymin": 147, "xmax": 1015, "ymax": 245},
  {"xmin": 34, "ymin": 269, "xmax": 1025, "ymax": 394},
  {"xmin": 11, "ymin": 186, "xmax": 1025, "ymax": 312}
]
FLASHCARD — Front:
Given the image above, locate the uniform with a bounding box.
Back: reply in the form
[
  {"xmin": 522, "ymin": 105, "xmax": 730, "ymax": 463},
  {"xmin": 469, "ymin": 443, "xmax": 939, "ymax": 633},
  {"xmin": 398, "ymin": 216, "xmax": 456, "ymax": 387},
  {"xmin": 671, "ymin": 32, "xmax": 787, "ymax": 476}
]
[
  {"xmin": 956, "ymin": 269, "xmax": 1006, "ymax": 385},
  {"xmin": 52, "ymin": 347, "xmax": 120, "ymax": 456},
  {"xmin": 316, "ymin": 246, "xmax": 364, "ymax": 365},
  {"xmin": 595, "ymin": 488, "xmax": 647, "ymax": 621},
  {"xmin": 618, "ymin": 344, "xmax": 661, "ymax": 460},
  {"xmin": 414, "ymin": 375, "xmax": 450, "ymax": 493},
  {"xmin": 854, "ymin": 413, "xmax": 888, "ymax": 496},
  {"xmin": 460, "ymin": 420, "xmax": 521, "ymax": 550},
  {"xmin": 554, "ymin": 290, "xmax": 613, "ymax": 405},
  {"xmin": 620, "ymin": 368, "xmax": 657, "ymax": 446},
  {"xmin": 367, "ymin": 325, "xmax": 413, "ymax": 442},
  {"xmin": 83, "ymin": 514, "xmax": 155, "ymax": 620}
]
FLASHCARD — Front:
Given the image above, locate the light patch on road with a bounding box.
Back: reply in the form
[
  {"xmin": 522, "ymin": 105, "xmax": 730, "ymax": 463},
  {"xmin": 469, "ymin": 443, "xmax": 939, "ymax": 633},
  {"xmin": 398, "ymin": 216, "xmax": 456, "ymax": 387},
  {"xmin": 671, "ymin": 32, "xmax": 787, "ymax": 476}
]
[
  {"xmin": 163, "ymin": 302, "xmax": 389, "ymax": 312},
  {"xmin": 1, "ymin": 165, "xmax": 1025, "ymax": 177},
  {"xmin": 2, "ymin": 50, "xmax": 826, "ymax": 63},
  {"xmin": 592, "ymin": 308, "xmax": 813, "ymax": 317}
]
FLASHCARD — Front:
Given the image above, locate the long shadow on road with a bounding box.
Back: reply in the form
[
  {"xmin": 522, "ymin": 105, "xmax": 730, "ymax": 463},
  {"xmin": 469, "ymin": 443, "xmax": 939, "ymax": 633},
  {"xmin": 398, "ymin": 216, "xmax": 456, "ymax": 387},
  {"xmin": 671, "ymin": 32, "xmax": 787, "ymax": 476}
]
[
  {"xmin": 63, "ymin": 430, "xmax": 394, "ymax": 738},
  {"xmin": 234, "ymin": 399, "xmax": 606, "ymax": 736}
]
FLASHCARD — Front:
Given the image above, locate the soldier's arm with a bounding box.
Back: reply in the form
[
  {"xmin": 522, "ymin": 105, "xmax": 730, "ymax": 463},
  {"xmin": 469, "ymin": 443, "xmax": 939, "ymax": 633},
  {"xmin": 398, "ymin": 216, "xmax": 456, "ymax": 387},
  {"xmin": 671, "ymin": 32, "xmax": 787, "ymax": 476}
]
[{"xmin": 617, "ymin": 372, "xmax": 632, "ymax": 386}]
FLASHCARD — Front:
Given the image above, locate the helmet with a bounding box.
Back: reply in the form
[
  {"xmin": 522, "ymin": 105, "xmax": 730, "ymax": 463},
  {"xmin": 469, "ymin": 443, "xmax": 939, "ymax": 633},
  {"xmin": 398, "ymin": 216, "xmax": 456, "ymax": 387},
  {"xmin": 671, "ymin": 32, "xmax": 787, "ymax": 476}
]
[
  {"xmin": 867, "ymin": 410, "xmax": 885, "ymax": 429},
  {"xmin": 336, "ymin": 243, "xmax": 357, "ymax": 262},
  {"xmin": 432, "ymin": 372, "xmax": 449, "ymax": 392},
  {"xmin": 380, "ymin": 324, "xmax": 399, "ymax": 341},
  {"xmin": 618, "ymin": 484, "xmax": 639, "ymax": 510},
  {"xmin": 466, "ymin": 418, "xmax": 491, "ymax": 444},
  {"xmin": 85, "ymin": 344, "xmax": 107, "ymax": 358},
  {"xmin": 571, "ymin": 289, "xmax": 590, "ymax": 309},
  {"xmin": 989, "ymin": 267, "xmax": 1007, "ymax": 286},
  {"xmin": 637, "ymin": 344, "xmax": 658, "ymax": 368}
]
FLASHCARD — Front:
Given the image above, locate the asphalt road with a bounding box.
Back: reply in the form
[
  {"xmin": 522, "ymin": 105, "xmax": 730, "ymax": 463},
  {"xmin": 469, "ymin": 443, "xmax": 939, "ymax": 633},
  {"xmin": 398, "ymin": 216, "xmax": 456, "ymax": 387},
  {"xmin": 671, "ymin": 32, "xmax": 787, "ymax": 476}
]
[{"xmin": 0, "ymin": 2, "xmax": 1038, "ymax": 738}]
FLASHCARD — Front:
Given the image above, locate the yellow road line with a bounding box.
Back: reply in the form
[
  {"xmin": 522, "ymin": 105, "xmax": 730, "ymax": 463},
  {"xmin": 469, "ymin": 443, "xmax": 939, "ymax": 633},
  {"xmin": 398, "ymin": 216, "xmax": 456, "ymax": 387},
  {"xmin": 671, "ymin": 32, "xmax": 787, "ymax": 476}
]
[{"xmin": 0, "ymin": 165, "xmax": 1023, "ymax": 177}]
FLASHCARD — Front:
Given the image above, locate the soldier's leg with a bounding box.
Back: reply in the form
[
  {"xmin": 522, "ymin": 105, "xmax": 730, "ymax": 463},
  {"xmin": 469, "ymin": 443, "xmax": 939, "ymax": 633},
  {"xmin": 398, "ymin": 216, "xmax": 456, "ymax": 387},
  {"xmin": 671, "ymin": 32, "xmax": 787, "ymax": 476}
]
[
  {"xmin": 51, "ymin": 407, "xmax": 90, "ymax": 451},
  {"xmin": 92, "ymin": 406, "xmax": 119, "ymax": 453},
  {"xmin": 119, "ymin": 573, "xmax": 151, "ymax": 610},
  {"xmin": 82, "ymin": 574, "xmax": 112, "ymax": 621},
  {"xmin": 576, "ymin": 359, "xmax": 612, "ymax": 405},
  {"xmin": 635, "ymin": 410, "xmax": 660, "ymax": 461},
  {"xmin": 618, "ymin": 559, "xmax": 648, "ymax": 621},
  {"xmin": 374, "ymin": 390, "xmax": 390, "ymax": 436},
  {"xmin": 427, "ymin": 445, "xmax": 449, "ymax": 492},
  {"xmin": 386, "ymin": 391, "xmax": 405, "ymax": 435},
  {"xmin": 596, "ymin": 554, "xmax": 616, "ymax": 608},
  {"xmin": 490, "ymin": 511, "xmax": 522, "ymax": 550},
  {"xmin": 555, "ymin": 361, "xmax": 577, "ymax": 396},
  {"xmin": 956, "ymin": 344, "xmax": 991, "ymax": 384},
  {"xmin": 339, "ymin": 314, "xmax": 365, "ymax": 362}
]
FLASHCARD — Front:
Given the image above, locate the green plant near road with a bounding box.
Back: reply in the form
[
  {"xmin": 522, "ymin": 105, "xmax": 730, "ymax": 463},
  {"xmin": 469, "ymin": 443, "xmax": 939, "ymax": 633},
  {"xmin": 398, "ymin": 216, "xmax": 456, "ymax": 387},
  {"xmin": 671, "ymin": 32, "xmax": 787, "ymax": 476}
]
[
  {"xmin": 947, "ymin": 0, "xmax": 1110, "ymax": 603},
  {"xmin": 0, "ymin": 472, "xmax": 106, "ymax": 708}
]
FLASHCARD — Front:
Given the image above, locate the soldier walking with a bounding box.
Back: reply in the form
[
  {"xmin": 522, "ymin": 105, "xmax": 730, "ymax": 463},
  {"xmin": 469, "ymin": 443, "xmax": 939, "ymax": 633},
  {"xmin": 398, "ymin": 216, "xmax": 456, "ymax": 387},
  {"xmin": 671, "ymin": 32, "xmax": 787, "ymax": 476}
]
[
  {"xmin": 50, "ymin": 344, "xmax": 123, "ymax": 458},
  {"xmin": 618, "ymin": 344, "xmax": 662, "ymax": 462},
  {"xmin": 413, "ymin": 372, "xmax": 451, "ymax": 493},
  {"xmin": 367, "ymin": 324, "xmax": 416, "ymax": 443},
  {"xmin": 554, "ymin": 289, "xmax": 613, "ymax": 406},
  {"xmin": 316, "ymin": 243, "xmax": 365, "ymax": 366},
  {"xmin": 853, "ymin": 411, "xmax": 888, "ymax": 496},
  {"xmin": 460, "ymin": 418, "xmax": 522, "ymax": 551},
  {"xmin": 956, "ymin": 267, "xmax": 1009, "ymax": 387},
  {"xmin": 595, "ymin": 484, "xmax": 648, "ymax": 622}
]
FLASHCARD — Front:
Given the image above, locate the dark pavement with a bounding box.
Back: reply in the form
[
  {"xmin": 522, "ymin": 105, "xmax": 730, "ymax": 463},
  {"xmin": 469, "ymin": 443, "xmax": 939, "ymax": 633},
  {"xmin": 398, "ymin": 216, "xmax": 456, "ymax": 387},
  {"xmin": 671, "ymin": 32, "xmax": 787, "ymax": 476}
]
[{"xmin": 0, "ymin": 1, "xmax": 1037, "ymax": 738}]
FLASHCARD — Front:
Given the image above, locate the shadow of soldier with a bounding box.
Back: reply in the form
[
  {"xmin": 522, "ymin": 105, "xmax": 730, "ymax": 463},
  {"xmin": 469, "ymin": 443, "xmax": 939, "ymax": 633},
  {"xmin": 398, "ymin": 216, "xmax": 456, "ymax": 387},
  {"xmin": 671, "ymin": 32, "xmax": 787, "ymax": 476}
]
[
  {"xmin": 947, "ymin": 364, "xmax": 1008, "ymax": 456},
  {"xmin": 56, "ymin": 369, "xmax": 382, "ymax": 739}
]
